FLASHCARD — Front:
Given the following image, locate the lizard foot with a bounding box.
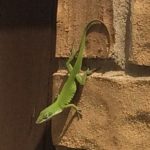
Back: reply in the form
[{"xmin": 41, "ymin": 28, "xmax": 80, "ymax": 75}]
[
  {"xmin": 64, "ymin": 104, "xmax": 82, "ymax": 119},
  {"xmin": 76, "ymin": 109, "xmax": 82, "ymax": 120}
]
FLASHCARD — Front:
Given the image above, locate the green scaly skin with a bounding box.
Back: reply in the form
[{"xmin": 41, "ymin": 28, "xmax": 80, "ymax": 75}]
[{"xmin": 36, "ymin": 20, "xmax": 103, "ymax": 124}]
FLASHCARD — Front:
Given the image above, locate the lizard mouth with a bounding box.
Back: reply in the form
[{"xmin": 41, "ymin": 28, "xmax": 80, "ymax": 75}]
[
  {"xmin": 36, "ymin": 115, "xmax": 51, "ymax": 124},
  {"xmin": 36, "ymin": 109, "xmax": 62, "ymax": 124}
]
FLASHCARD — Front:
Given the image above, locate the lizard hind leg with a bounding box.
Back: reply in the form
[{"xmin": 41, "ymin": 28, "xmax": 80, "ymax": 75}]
[
  {"xmin": 64, "ymin": 104, "xmax": 82, "ymax": 119},
  {"xmin": 76, "ymin": 73, "xmax": 87, "ymax": 85},
  {"xmin": 76, "ymin": 68, "xmax": 95, "ymax": 85}
]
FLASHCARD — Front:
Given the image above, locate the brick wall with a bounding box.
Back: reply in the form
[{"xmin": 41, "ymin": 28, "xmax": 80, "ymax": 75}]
[{"xmin": 52, "ymin": 0, "xmax": 150, "ymax": 150}]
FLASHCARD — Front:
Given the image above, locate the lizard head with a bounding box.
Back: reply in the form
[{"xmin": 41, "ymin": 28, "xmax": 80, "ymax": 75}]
[{"xmin": 36, "ymin": 104, "xmax": 62, "ymax": 124}]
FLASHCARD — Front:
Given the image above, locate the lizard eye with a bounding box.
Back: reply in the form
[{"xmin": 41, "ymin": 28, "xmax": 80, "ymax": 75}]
[
  {"xmin": 43, "ymin": 116, "xmax": 48, "ymax": 120},
  {"xmin": 43, "ymin": 112, "xmax": 52, "ymax": 120}
]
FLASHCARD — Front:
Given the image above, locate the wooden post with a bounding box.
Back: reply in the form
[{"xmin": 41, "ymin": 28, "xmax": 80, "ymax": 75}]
[{"xmin": 0, "ymin": 0, "xmax": 56, "ymax": 150}]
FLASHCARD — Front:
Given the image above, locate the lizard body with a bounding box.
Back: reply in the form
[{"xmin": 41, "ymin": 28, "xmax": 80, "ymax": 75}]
[{"xmin": 36, "ymin": 20, "xmax": 104, "ymax": 124}]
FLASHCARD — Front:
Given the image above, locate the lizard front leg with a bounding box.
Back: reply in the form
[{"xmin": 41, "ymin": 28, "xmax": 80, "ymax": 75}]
[
  {"xmin": 66, "ymin": 47, "xmax": 79, "ymax": 73},
  {"xmin": 64, "ymin": 104, "xmax": 82, "ymax": 119},
  {"xmin": 76, "ymin": 68, "xmax": 95, "ymax": 85}
]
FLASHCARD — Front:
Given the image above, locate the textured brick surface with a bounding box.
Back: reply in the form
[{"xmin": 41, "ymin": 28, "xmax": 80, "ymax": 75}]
[
  {"xmin": 52, "ymin": 72, "xmax": 150, "ymax": 150},
  {"xmin": 113, "ymin": 0, "xmax": 130, "ymax": 68},
  {"xmin": 129, "ymin": 0, "xmax": 150, "ymax": 66},
  {"xmin": 56, "ymin": 0, "xmax": 113, "ymax": 58},
  {"xmin": 53, "ymin": 1, "xmax": 150, "ymax": 150}
]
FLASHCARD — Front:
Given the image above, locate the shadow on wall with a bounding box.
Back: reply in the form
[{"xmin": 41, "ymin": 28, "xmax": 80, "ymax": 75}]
[
  {"xmin": 126, "ymin": 111, "xmax": 150, "ymax": 128},
  {"xmin": 55, "ymin": 145, "xmax": 86, "ymax": 150}
]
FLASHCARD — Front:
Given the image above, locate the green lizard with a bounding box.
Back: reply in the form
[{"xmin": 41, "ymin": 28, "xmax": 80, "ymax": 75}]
[{"xmin": 36, "ymin": 20, "xmax": 103, "ymax": 124}]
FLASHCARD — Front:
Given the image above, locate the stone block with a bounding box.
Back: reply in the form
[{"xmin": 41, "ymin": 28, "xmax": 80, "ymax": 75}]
[
  {"xmin": 52, "ymin": 71, "xmax": 150, "ymax": 150},
  {"xmin": 129, "ymin": 0, "xmax": 150, "ymax": 66},
  {"xmin": 56, "ymin": 0, "xmax": 114, "ymax": 58}
]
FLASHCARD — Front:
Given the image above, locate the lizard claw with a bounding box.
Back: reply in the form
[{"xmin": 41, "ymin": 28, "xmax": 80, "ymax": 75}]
[
  {"xmin": 76, "ymin": 109, "xmax": 82, "ymax": 120},
  {"xmin": 86, "ymin": 67, "xmax": 100, "ymax": 75}
]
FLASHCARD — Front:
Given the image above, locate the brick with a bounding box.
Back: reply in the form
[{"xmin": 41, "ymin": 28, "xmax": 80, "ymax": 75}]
[
  {"xmin": 129, "ymin": 0, "xmax": 150, "ymax": 66},
  {"xmin": 113, "ymin": 0, "xmax": 130, "ymax": 68},
  {"xmin": 56, "ymin": 0, "xmax": 114, "ymax": 58},
  {"xmin": 52, "ymin": 72, "xmax": 150, "ymax": 150}
]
